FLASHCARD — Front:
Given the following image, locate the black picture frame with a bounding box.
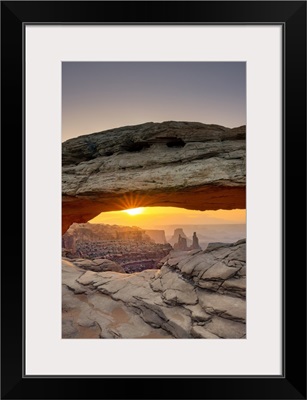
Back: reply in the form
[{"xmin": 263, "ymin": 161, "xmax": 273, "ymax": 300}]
[{"xmin": 1, "ymin": 1, "xmax": 306, "ymax": 399}]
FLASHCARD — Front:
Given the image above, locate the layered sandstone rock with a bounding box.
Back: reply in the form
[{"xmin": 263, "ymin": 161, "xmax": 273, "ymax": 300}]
[
  {"xmin": 64, "ymin": 258, "xmax": 125, "ymax": 273},
  {"xmin": 62, "ymin": 239, "xmax": 246, "ymax": 339},
  {"xmin": 62, "ymin": 222, "xmax": 172, "ymax": 267},
  {"xmin": 145, "ymin": 230, "xmax": 167, "ymax": 244},
  {"xmin": 62, "ymin": 121, "xmax": 246, "ymax": 233},
  {"xmin": 62, "ymin": 222, "xmax": 152, "ymax": 248}
]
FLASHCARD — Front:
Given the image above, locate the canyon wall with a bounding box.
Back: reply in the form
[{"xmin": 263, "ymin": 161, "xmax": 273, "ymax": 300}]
[{"xmin": 62, "ymin": 223, "xmax": 172, "ymax": 270}]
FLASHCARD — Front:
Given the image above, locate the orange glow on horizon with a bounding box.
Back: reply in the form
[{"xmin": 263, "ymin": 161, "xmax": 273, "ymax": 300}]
[{"xmin": 89, "ymin": 206, "xmax": 246, "ymax": 229}]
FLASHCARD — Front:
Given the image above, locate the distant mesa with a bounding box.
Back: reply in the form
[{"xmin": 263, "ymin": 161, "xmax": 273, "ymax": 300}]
[
  {"xmin": 115, "ymin": 229, "xmax": 144, "ymax": 241},
  {"xmin": 62, "ymin": 223, "xmax": 172, "ymax": 273},
  {"xmin": 62, "ymin": 222, "xmax": 151, "ymax": 249},
  {"xmin": 145, "ymin": 230, "xmax": 167, "ymax": 244}
]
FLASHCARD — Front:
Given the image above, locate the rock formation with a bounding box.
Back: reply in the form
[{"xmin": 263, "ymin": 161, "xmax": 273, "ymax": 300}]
[
  {"xmin": 173, "ymin": 234, "xmax": 188, "ymax": 251},
  {"xmin": 62, "ymin": 239, "xmax": 246, "ymax": 339},
  {"xmin": 173, "ymin": 231, "xmax": 202, "ymax": 252},
  {"xmin": 144, "ymin": 230, "xmax": 167, "ymax": 244},
  {"xmin": 62, "ymin": 222, "xmax": 152, "ymax": 247},
  {"xmin": 63, "ymin": 258, "xmax": 125, "ymax": 273},
  {"xmin": 62, "ymin": 121, "xmax": 246, "ymax": 233},
  {"xmin": 169, "ymin": 228, "xmax": 191, "ymax": 247},
  {"xmin": 62, "ymin": 222, "xmax": 172, "ymax": 270},
  {"xmin": 192, "ymin": 232, "xmax": 201, "ymax": 250}
]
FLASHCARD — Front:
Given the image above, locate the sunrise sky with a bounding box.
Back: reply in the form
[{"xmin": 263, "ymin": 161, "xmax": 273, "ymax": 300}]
[
  {"xmin": 89, "ymin": 207, "xmax": 246, "ymax": 231},
  {"xmin": 62, "ymin": 62, "xmax": 246, "ymax": 142},
  {"xmin": 62, "ymin": 62, "xmax": 246, "ymax": 226}
]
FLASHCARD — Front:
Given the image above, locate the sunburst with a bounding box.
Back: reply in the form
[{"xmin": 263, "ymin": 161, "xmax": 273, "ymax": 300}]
[{"xmin": 115, "ymin": 193, "xmax": 150, "ymax": 212}]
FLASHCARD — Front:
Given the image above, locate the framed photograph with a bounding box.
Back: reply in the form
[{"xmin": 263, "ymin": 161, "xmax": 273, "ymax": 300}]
[{"xmin": 1, "ymin": 1, "xmax": 306, "ymax": 399}]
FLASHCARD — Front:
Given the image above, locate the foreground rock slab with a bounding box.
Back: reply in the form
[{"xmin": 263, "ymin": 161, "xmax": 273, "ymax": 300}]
[{"xmin": 62, "ymin": 240, "xmax": 246, "ymax": 339}]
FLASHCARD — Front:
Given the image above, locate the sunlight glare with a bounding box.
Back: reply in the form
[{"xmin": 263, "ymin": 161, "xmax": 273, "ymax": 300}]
[{"xmin": 123, "ymin": 207, "xmax": 145, "ymax": 216}]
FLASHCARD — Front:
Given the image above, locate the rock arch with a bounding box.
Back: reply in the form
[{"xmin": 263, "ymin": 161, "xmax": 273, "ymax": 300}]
[{"xmin": 62, "ymin": 121, "xmax": 246, "ymax": 234}]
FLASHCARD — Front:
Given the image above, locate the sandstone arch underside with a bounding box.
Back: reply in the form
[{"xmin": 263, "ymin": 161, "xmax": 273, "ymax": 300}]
[{"xmin": 62, "ymin": 121, "xmax": 246, "ymax": 234}]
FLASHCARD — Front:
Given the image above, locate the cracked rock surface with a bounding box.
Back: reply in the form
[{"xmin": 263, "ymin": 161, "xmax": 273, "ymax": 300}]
[
  {"xmin": 62, "ymin": 239, "xmax": 246, "ymax": 339},
  {"xmin": 62, "ymin": 121, "xmax": 246, "ymax": 233}
]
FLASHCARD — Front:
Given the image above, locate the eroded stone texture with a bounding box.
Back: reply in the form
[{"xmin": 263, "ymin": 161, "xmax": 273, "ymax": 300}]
[
  {"xmin": 62, "ymin": 223, "xmax": 172, "ymax": 272},
  {"xmin": 62, "ymin": 240, "xmax": 246, "ymax": 339},
  {"xmin": 62, "ymin": 122, "xmax": 246, "ymax": 233},
  {"xmin": 66, "ymin": 258, "xmax": 125, "ymax": 273}
]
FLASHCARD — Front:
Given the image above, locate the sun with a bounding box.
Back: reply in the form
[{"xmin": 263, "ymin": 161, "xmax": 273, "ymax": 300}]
[{"xmin": 123, "ymin": 207, "xmax": 145, "ymax": 216}]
